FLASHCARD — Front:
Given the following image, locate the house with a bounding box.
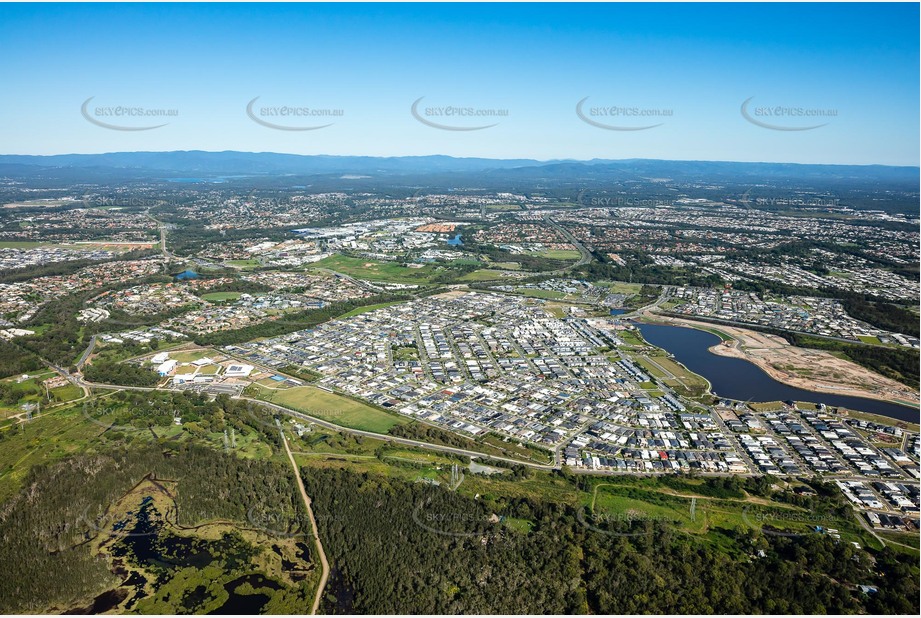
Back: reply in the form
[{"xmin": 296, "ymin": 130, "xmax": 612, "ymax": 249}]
[{"xmin": 151, "ymin": 352, "xmax": 170, "ymax": 365}]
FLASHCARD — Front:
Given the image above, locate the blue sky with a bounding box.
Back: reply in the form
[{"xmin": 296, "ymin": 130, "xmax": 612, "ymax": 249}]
[{"xmin": 0, "ymin": 2, "xmax": 917, "ymax": 165}]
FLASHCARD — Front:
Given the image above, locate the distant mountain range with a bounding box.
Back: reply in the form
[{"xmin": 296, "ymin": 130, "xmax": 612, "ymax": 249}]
[{"xmin": 0, "ymin": 151, "xmax": 917, "ymax": 182}]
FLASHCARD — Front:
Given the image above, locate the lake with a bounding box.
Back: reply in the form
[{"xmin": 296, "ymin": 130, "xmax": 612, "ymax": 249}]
[
  {"xmin": 635, "ymin": 322, "xmax": 918, "ymax": 423},
  {"xmin": 446, "ymin": 234, "xmax": 463, "ymax": 246},
  {"xmin": 174, "ymin": 269, "xmax": 199, "ymax": 280}
]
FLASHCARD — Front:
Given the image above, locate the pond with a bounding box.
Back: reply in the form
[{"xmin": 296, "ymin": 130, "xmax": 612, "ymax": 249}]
[{"xmin": 174, "ymin": 270, "xmax": 199, "ymax": 280}]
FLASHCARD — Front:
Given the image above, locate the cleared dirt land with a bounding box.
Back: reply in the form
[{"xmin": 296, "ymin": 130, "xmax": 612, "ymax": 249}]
[{"xmin": 647, "ymin": 311, "xmax": 919, "ymax": 406}]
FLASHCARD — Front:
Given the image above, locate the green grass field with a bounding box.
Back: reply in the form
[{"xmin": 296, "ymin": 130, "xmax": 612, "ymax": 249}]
[
  {"xmin": 0, "ymin": 372, "xmax": 58, "ymax": 415},
  {"xmin": 459, "ymin": 269, "xmax": 508, "ymax": 282},
  {"xmin": 515, "ymin": 287, "xmax": 566, "ymax": 299},
  {"xmin": 537, "ymin": 249, "xmax": 580, "ymax": 260},
  {"xmin": 586, "ymin": 481, "xmax": 872, "ymax": 545},
  {"xmin": 225, "ymin": 259, "xmax": 261, "ymax": 269},
  {"xmin": 0, "ymin": 405, "xmax": 114, "ymax": 502},
  {"xmin": 634, "ymin": 354, "xmax": 710, "ymax": 396},
  {"xmin": 502, "ymin": 517, "xmax": 534, "ymax": 533},
  {"xmin": 253, "ymin": 385, "xmax": 406, "ymax": 433},
  {"xmin": 748, "ymin": 401, "xmax": 784, "ymax": 412},
  {"xmin": 50, "ymin": 385, "xmax": 83, "ymax": 403},
  {"xmin": 619, "ymin": 329, "xmax": 646, "ymax": 346},
  {"xmin": 0, "ymin": 240, "xmax": 52, "ymax": 248},
  {"xmin": 169, "ymin": 349, "xmax": 217, "ymax": 364},
  {"xmin": 201, "ymin": 291, "xmax": 242, "ymax": 302},
  {"xmin": 337, "ymin": 300, "xmax": 407, "ymax": 319},
  {"xmin": 310, "ymin": 254, "xmax": 438, "ymax": 283},
  {"xmin": 635, "ymin": 357, "xmax": 668, "ymax": 379},
  {"xmin": 598, "ymin": 280, "xmax": 645, "ymax": 294}
]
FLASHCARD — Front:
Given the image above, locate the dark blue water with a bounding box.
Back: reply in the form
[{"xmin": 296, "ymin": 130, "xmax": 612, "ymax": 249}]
[
  {"xmin": 447, "ymin": 234, "xmax": 463, "ymax": 246},
  {"xmin": 174, "ymin": 270, "xmax": 199, "ymax": 280},
  {"xmin": 610, "ymin": 308, "xmax": 626, "ymax": 316},
  {"xmin": 636, "ymin": 323, "xmax": 918, "ymax": 423}
]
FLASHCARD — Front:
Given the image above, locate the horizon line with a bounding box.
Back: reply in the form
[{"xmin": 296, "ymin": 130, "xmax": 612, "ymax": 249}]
[{"xmin": 1, "ymin": 149, "xmax": 918, "ymax": 169}]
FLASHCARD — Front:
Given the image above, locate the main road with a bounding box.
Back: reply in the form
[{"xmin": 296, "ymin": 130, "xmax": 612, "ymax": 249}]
[{"xmin": 542, "ymin": 215, "xmax": 593, "ymax": 272}]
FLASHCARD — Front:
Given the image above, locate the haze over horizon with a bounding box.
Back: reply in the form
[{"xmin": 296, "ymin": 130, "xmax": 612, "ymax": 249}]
[
  {"xmin": 4, "ymin": 149, "xmax": 920, "ymax": 170},
  {"xmin": 1, "ymin": 2, "xmax": 918, "ymax": 166}
]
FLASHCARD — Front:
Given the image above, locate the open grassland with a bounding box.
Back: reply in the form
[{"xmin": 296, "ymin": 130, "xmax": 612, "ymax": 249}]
[
  {"xmin": 537, "ymin": 249, "xmax": 581, "ymax": 260},
  {"xmin": 0, "ymin": 371, "xmax": 77, "ymax": 417},
  {"xmin": 458, "ymin": 269, "xmax": 509, "ymax": 282},
  {"xmin": 310, "ymin": 254, "xmax": 438, "ymax": 283},
  {"xmin": 598, "ymin": 280, "xmax": 645, "ymax": 294},
  {"xmin": 514, "ymin": 287, "xmax": 566, "ymax": 299},
  {"xmin": 224, "ymin": 258, "xmax": 261, "ymax": 269},
  {"xmin": 252, "ymin": 384, "xmax": 406, "ymax": 433},
  {"xmin": 336, "ymin": 300, "xmax": 407, "ymax": 319},
  {"xmin": 200, "ymin": 291, "xmax": 242, "ymax": 302}
]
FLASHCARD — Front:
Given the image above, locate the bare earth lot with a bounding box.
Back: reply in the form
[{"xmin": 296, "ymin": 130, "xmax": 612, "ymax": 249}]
[{"xmin": 647, "ymin": 312, "xmax": 920, "ymax": 406}]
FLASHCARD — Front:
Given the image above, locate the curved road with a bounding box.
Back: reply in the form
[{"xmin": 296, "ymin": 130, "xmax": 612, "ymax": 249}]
[{"xmin": 247, "ymin": 397, "xmax": 558, "ymax": 471}]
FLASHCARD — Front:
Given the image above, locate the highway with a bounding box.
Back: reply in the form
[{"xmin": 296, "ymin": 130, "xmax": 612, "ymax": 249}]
[
  {"xmin": 542, "ymin": 215, "xmax": 593, "ymax": 273},
  {"xmin": 76, "ymin": 335, "xmax": 97, "ymax": 371}
]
